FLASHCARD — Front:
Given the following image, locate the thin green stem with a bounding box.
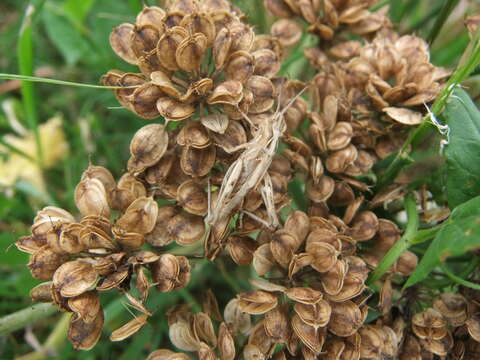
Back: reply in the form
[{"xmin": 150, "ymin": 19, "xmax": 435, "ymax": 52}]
[
  {"xmin": 0, "ymin": 303, "xmax": 58, "ymax": 335},
  {"xmin": 0, "ymin": 74, "xmax": 133, "ymax": 89},
  {"xmin": 368, "ymin": 194, "xmax": 419, "ymax": 284},
  {"xmin": 15, "ymin": 313, "xmax": 70, "ymax": 360},
  {"xmin": 441, "ymin": 261, "xmax": 480, "ymax": 290},
  {"xmin": 410, "ymin": 224, "xmax": 443, "ymax": 245}
]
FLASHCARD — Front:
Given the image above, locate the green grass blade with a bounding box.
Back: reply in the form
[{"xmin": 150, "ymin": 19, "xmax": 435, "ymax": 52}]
[
  {"xmin": 0, "ymin": 73, "xmax": 132, "ymax": 89},
  {"xmin": 427, "ymin": 0, "xmax": 461, "ymax": 45},
  {"xmin": 389, "ymin": 0, "xmax": 405, "ymax": 23},
  {"xmin": 18, "ymin": 1, "xmax": 46, "ymax": 168},
  {"xmin": 369, "ymin": 0, "xmax": 389, "ymax": 12}
]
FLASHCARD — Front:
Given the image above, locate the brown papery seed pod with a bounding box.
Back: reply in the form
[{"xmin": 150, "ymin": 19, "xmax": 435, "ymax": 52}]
[
  {"xmin": 291, "ymin": 314, "xmax": 326, "ymax": 354},
  {"xmin": 115, "ymin": 196, "xmax": 158, "ymax": 235},
  {"xmin": 237, "ymin": 290, "xmax": 278, "ymax": 315},
  {"xmin": 218, "ymin": 323, "xmax": 236, "ymax": 360},
  {"xmin": 30, "ymin": 282, "xmax": 53, "ymax": 303},
  {"xmin": 328, "ymin": 300, "xmax": 364, "ymax": 337},
  {"xmin": 224, "ymin": 298, "xmax": 252, "ymax": 335},
  {"xmin": 412, "ymin": 308, "xmax": 447, "ymax": 340},
  {"xmin": 68, "ymin": 291, "xmax": 101, "ymax": 324},
  {"xmin": 177, "ymin": 180, "xmax": 208, "ymax": 215},
  {"xmin": 68, "ymin": 310, "xmax": 104, "ymax": 350},
  {"xmin": 129, "ymin": 124, "xmax": 168, "ymax": 173},
  {"xmin": 75, "ymin": 178, "xmax": 110, "ymax": 218},
  {"xmin": 194, "ymin": 312, "xmax": 217, "ymax": 347},
  {"xmin": 53, "ymin": 260, "xmax": 99, "ymax": 298}
]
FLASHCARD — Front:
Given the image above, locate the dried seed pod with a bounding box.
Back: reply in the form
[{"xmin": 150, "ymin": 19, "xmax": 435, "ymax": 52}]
[
  {"xmin": 132, "ymin": 24, "xmax": 161, "ymax": 58},
  {"xmin": 264, "ymin": 305, "xmax": 290, "ymax": 343},
  {"xmin": 147, "ymin": 349, "xmax": 190, "ymax": 360},
  {"xmin": 129, "ymin": 124, "xmax": 169, "ymax": 172},
  {"xmin": 291, "ymin": 314, "xmax": 326, "ymax": 354},
  {"xmin": 68, "ymin": 291, "xmax": 101, "ymax": 324},
  {"xmin": 157, "ymin": 97, "xmax": 195, "ymax": 122},
  {"xmin": 53, "ymin": 260, "xmax": 99, "ymax": 298},
  {"xmin": 68, "ymin": 310, "xmax": 104, "ymax": 350},
  {"xmin": 168, "ymin": 212, "xmax": 205, "ymax": 245},
  {"xmin": 176, "ymin": 33, "xmax": 208, "ymax": 71},
  {"xmin": 466, "ymin": 315, "xmax": 480, "ymax": 342},
  {"xmin": 294, "ymin": 300, "xmax": 331, "ymax": 328},
  {"xmin": 326, "ymin": 144, "xmax": 358, "ymax": 173},
  {"xmin": 131, "ymin": 83, "xmax": 164, "ymax": 120},
  {"xmin": 181, "ymin": 144, "xmax": 217, "ymax": 176},
  {"xmin": 349, "ymin": 211, "xmax": 379, "ymax": 242},
  {"xmin": 218, "ymin": 323, "xmax": 236, "ymax": 360},
  {"xmin": 177, "ymin": 180, "xmax": 208, "ymax": 215},
  {"xmin": 306, "ymin": 176, "xmax": 335, "ymax": 203},
  {"xmin": 200, "ymin": 114, "xmax": 229, "ymax": 134},
  {"xmin": 208, "ymin": 80, "xmax": 244, "ymax": 105},
  {"xmin": 243, "ymin": 344, "xmax": 266, "ymax": 360},
  {"xmin": 237, "ymin": 290, "xmax": 278, "ymax": 315},
  {"xmin": 96, "ymin": 267, "xmax": 129, "ymax": 291},
  {"xmin": 419, "ymin": 331, "xmax": 453, "ymax": 356},
  {"xmin": 150, "ymin": 254, "xmax": 180, "ymax": 292},
  {"xmin": 226, "ymin": 50, "xmax": 255, "ymax": 83},
  {"xmin": 113, "ymin": 173, "xmax": 147, "ymax": 211},
  {"xmin": 115, "ymin": 196, "xmax": 159, "ymax": 235},
  {"xmin": 328, "ymin": 300, "xmax": 364, "ymax": 337},
  {"xmin": 194, "ymin": 312, "xmax": 217, "ymax": 347},
  {"xmin": 321, "ymin": 259, "xmax": 347, "ymax": 296},
  {"xmin": 30, "ymin": 282, "xmax": 53, "ymax": 303},
  {"xmin": 27, "ymin": 245, "xmax": 68, "ymax": 280},
  {"xmin": 213, "ymin": 27, "xmax": 232, "ymax": 69},
  {"xmin": 308, "ymin": 242, "xmax": 339, "ymax": 273},
  {"xmin": 285, "ymin": 287, "xmax": 323, "ymax": 305},
  {"xmin": 359, "ymin": 325, "xmax": 383, "ymax": 359},
  {"xmin": 253, "ymin": 243, "xmax": 275, "ymax": 276},
  {"xmin": 224, "ymin": 298, "xmax": 251, "ymax": 335},
  {"xmin": 212, "ymin": 120, "xmax": 247, "ymax": 153},
  {"xmin": 284, "ymin": 210, "xmax": 310, "ymax": 245},
  {"xmin": 157, "ymin": 27, "xmax": 188, "ymax": 71},
  {"xmin": 180, "ymin": 13, "xmax": 216, "ymax": 45},
  {"xmin": 270, "ymin": 229, "xmax": 300, "ymax": 266},
  {"xmin": 16, "ymin": 235, "xmax": 46, "ymax": 254},
  {"xmin": 109, "ymin": 24, "xmax": 138, "ymax": 65},
  {"xmin": 169, "ymin": 319, "xmax": 200, "ymax": 352},
  {"xmin": 384, "ymin": 107, "xmax": 423, "ymax": 125},
  {"xmin": 327, "ymin": 122, "xmax": 353, "ymax": 151},
  {"xmin": 246, "ymin": 75, "xmax": 275, "ymax": 113},
  {"xmin": 146, "ymin": 205, "xmax": 179, "ymax": 247},
  {"xmin": 412, "ymin": 309, "xmax": 447, "ymax": 340},
  {"xmin": 75, "ymin": 178, "xmax": 110, "ymax": 218},
  {"xmin": 271, "ymin": 19, "xmax": 302, "ymax": 47},
  {"xmin": 228, "ymin": 236, "xmax": 257, "ymax": 265}
]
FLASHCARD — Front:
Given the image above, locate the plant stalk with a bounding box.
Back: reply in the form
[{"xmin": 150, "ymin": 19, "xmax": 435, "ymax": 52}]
[
  {"xmin": 367, "ymin": 194, "xmax": 419, "ymax": 284},
  {"xmin": 0, "ymin": 303, "xmax": 58, "ymax": 335}
]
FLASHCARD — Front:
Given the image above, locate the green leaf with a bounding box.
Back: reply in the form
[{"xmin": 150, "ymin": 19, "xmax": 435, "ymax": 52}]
[
  {"xmin": 404, "ymin": 195, "xmax": 480, "ymax": 288},
  {"xmin": 63, "ymin": 0, "xmax": 95, "ymax": 24},
  {"xmin": 389, "ymin": 0, "xmax": 406, "ymax": 23},
  {"xmin": 42, "ymin": 5, "xmax": 93, "ymax": 65},
  {"xmin": 427, "ymin": 0, "xmax": 460, "ymax": 45},
  {"xmin": 444, "ymin": 88, "xmax": 480, "ymax": 208}
]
